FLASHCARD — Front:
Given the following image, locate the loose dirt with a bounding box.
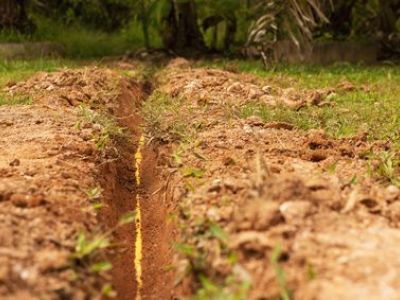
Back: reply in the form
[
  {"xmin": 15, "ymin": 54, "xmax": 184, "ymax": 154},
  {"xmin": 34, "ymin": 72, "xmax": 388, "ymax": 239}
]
[
  {"xmin": 149, "ymin": 59, "xmax": 400, "ymax": 299},
  {"xmin": 1, "ymin": 59, "xmax": 400, "ymax": 300}
]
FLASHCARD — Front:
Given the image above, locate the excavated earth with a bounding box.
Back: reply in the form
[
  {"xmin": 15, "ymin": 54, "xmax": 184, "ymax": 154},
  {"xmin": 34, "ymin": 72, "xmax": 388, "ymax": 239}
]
[
  {"xmin": 1, "ymin": 59, "xmax": 400, "ymax": 300},
  {"xmin": 153, "ymin": 60, "xmax": 400, "ymax": 300},
  {"xmin": 0, "ymin": 66, "xmax": 153, "ymax": 299}
]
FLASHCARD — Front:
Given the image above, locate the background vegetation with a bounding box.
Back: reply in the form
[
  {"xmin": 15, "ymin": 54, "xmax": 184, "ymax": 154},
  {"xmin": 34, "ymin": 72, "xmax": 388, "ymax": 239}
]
[{"xmin": 0, "ymin": 0, "xmax": 398, "ymax": 59}]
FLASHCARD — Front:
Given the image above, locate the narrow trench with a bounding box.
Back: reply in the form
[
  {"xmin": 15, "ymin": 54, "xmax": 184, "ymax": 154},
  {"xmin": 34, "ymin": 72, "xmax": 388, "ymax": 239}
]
[{"xmin": 100, "ymin": 78, "xmax": 174, "ymax": 300}]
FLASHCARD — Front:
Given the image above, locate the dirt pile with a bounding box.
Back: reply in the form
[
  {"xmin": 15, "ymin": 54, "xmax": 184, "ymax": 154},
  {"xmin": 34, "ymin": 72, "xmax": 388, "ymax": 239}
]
[
  {"xmin": 0, "ymin": 67, "xmax": 144, "ymax": 299},
  {"xmin": 0, "ymin": 106, "xmax": 107, "ymax": 299},
  {"xmin": 158, "ymin": 60, "xmax": 335, "ymax": 110},
  {"xmin": 4, "ymin": 67, "xmax": 143, "ymax": 110},
  {"xmin": 149, "ymin": 61, "xmax": 400, "ymax": 299}
]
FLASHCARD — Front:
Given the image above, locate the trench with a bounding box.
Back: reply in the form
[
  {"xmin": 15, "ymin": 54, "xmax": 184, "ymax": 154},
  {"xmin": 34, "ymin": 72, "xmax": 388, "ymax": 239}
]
[{"xmin": 100, "ymin": 78, "xmax": 174, "ymax": 300}]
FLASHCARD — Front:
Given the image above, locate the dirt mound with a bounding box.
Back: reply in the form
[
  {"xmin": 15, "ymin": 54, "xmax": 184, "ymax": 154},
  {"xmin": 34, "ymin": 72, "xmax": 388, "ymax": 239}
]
[
  {"xmin": 175, "ymin": 127, "xmax": 399, "ymax": 299},
  {"xmin": 0, "ymin": 106, "xmax": 106, "ymax": 299},
  {"xmin": 4, "ymin": 67, "xmax": 142, "ymax": 110},
  {"xmin": 146, "ymin": 63, "xmax": 400, "ymax": 299},
  {"xmin": 159, "ymin": 60, "xmax": 334, "ymax": 109},
  {"xmin": 0, "ymin": 67, "xmax": 147, "ymax": 299}
]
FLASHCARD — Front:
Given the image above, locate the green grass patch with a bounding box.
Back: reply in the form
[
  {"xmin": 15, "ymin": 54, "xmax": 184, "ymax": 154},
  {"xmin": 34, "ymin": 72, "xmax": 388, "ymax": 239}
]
[
  {"xmin": 0, "ymin": 59, "xmax": 76, "ymax": 88},
  {"xmin": 0, "ymin": 18, "xmax": 162, "ymax": 59},
  {"xmin": 201, "ymin": 60, "xmax": 400, "ymax": 141},
  {"xmin": 0, "ymin": 59, "xmax": 77, "ymax": 106},
  {"xmin": 0, "ymin": 95, "xmax": 32, "ymax": 106}
]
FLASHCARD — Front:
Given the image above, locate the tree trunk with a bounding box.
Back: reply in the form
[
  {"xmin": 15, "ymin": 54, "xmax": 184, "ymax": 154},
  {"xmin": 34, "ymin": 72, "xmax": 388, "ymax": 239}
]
[
  {"xmin": 0, "ymin": 0, "xmax": 33, "ymax": 33},
  {"xmin": 161, "ymin": 0, "xmax": 206, "ymax": 54}
]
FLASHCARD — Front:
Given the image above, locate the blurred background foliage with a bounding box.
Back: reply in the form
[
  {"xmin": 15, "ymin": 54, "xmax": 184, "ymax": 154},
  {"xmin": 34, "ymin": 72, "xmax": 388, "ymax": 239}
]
[{"xmin": 0, "ymin": 0, "xmax": 398, "ymax": 58}]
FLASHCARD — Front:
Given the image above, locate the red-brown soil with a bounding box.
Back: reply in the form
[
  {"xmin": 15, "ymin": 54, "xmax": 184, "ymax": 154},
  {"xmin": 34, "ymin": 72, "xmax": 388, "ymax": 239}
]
[
  {"xmin": 0, "ymin": 66, "xmax": 175, "ymax": 300},
  {"xmin": 151, "ymin": 60, "xmax": 400, "ymax": 299},
  {"xmin": 0, "ymin": 105, "xmax": 106, "ymax": 299},
  {"xmin": 2, "ymin": 59, "xmax": 400, "ymax": 300}
]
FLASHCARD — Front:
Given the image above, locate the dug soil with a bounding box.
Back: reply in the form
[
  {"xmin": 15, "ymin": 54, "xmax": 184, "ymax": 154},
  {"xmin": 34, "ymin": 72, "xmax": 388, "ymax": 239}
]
[
  {"xmin": 1, "ymin": 59, "xmax": 400, "ymax": 300},
  {"xmin": 0, "ymin": 66, "xmax": 173, "ymax": 300}
]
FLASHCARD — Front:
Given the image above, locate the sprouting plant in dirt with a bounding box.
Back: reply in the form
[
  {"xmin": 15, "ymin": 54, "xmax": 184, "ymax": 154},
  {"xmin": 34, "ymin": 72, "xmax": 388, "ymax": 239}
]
[
  {"xmin": 368, "ymin": 150, "xmax": 400, "ymax": 186},
  {"xmin": 176, "ymin": 215, "xmax": 249, "ymax": 299},
  {"xmin": 86, "ymin": 186, "xmax": 102, "ymax": 200},
  {"xmin": 306, "ymin": 263, "xmax": 317, "ymax": 281},
  {"xmin": 85, "ymin": 186, "xmax": 104, "ymax": 210},
  {"xmin": 77, "ymin": 105, "xmax": 126, "ymax": 150},
  {"xmin": 71, "ymin": 211, "xmax": 136, "ymax": 274},
  {"xmin": 181, "ymin": 166, "xmax": 205, "ymax": 179},
  {"xmin": 271, "ymin": 243, "xmax": 292, "ymax": 300},
  {"xmin": 101, "ymin": 283, "xmax": 117, "ymax": 298},
  {"xmin": 193, "ymin": 274, "xmax": 250, "ymax": 300},
  {"xmin": 0, "ymin": 94, "xmax": 32, "ymax": 106}
]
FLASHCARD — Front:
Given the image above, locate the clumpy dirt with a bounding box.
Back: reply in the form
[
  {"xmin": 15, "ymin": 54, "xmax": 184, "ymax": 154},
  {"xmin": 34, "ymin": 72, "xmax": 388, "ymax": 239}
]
[
  {"xmin": 159, "ymin": 58, "xmax": 335, "ymax": 110},
  {"xmin": 2, "ymin": 58, "xmax": 400, "ymax": 300},
  {"xmin": 0, "ymin": 105, "xmax": 108, "ymax": 299},
  {"xmin": 148, "ymin": 59, "xmax": 400, "ymax": 299},
  {"xmin": 4, "ymin": 67, "xmax": 131, "ymax": 109},
  {"xmin": 0, "ymin": 67, "xmax": 148, "ymax": 299}
]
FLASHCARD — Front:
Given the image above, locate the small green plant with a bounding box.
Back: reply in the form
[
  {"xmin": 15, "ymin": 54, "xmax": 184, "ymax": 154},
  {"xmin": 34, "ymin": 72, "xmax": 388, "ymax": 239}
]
[
  {"xmin": 208, "ymin": 222, "xmax": 228, "ymax": 245},
  {"xmin": 368, "ymin": 151, "xmax": 400, "ymax": 185},
  {"xmin": 102, "ymin": 283, "xmax": 117, "ymax": 298},
  {"xmin": 72, "ymin": 210, "xmax": 136, "ymax": 274},
  {"xmin": 193, "ymin": 274, "xmax": 250, "ymax": 300},
  {"xmin": 270, "ymin": 243, "xmax": 291, "ymax": 300},
  {"xmin": 86, "ymin": 186, "xmax": 102, "ymax": 200},
  {"xmin": 90, "ymin": 261, "xmax": 113, "ymax": 273},
  {"xmin": 73, "ymin": 232, "xmax": 110, "ymax": 261},
  {"xmin": 0, "ymin": 95, "xmax": 32, "ymax": 106},
  {"xmin": 306, "ymin": 263, "xmax": 317, "ymax": 281},
  {"xmin": 78, "ymin": 105, "xmax": 126, "ymax": 150},
  {"xmin": 181, "ymin": 167, "xmax": 205, "ymax": 178}
]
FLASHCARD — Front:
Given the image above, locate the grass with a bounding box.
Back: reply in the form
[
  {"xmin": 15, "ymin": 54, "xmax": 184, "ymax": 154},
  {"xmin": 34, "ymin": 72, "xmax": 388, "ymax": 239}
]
[
  {"xmin": 77, "ymin": 105, "xmax": 127, "ymax": 150},
  {"xmin": 0, "ymin": 18, "xmax": 161, "ymax": 59},
  {"xmin": 0, "ymin": 95, "xmax": 32, "ymax": 106},
  {"xmin": 142, "ymin": 91, "xmax": 198, "ymax": 143},
  {"xmin": 0, "ymin": 59, "xmax": 77, "ymax": 106},
  {"xmin": 200, "ymin": 60, "xmax": 400, "ymax": 141},
  {"xmin": 0, "ymin": 59, "xmax": 76, "ymax": 89},
  {"xmin": 368, "ymin": 150, "xmax": 400, "ymax": 186}
]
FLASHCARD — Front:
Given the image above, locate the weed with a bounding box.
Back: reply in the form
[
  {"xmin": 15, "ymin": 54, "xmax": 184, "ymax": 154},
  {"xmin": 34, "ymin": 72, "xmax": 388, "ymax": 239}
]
[
  {"xmin": 208, "ymin": 222, "xmax": 228, "ymax": 245},
  {"xmin": 86, "ymin": 186, "xmax": 102, "ymax": 200},
  {"xmin": 270, "ymin": 243, "xmax": 291, "ymax": 300},
  {"xmin": 117, "ymin": 211, "xmax": 136, "ymax": 226},
  {"xmin": 91, "ymin": 202, "xmax": 104, "ymax": 210},
  {"xmin": 73, "ymin": 232, "xmax": 110, "ymax": 260},
  {"xmin": 0, "ymin": 95, "xmax": 32, "ymax": 106},
  {"xmin": 200, "ymin": 60, "xmax": 400, "ymax": 141},
  {"xmin": 142, "ymin": 92, "xmax": 196, "ymax": 143},
  {"xmin": 0, "ymin": 59, "xmax": 76, "ymax": 89},
  {"xmin": 193, "ymin": 274, "xmax": 250, "ymax": 300},
  {"xmin": 368, "ymin": 151, "xmax": 400, "ymax": 185},
  {"xmin": 174, "ymin": 243, "xmax": 197, "ymax": 258},
  {"xmin": 72, "ymin": 210, "xmax": 135, "ymax": 275},
  {"xmin": 326, "ymin": 161, "xmax": 337, "ymax": 174},
  {"xmin": 306, "ymin": 263, "xmax": 317, "ymax": 281},
  {"xmin": 181, "ymin": 167, "xmax": 205, "ymax": 178},
  {"xmin": 90, "ymin": 261, "xmax": 113, "ymax": 273},
  {"xmin": 102, "ymin": 283, "xmax": 117, "ymax": 298},
  {"xmin": 78, "ymin": 105, "xmax": 126, "ymax": 150}
]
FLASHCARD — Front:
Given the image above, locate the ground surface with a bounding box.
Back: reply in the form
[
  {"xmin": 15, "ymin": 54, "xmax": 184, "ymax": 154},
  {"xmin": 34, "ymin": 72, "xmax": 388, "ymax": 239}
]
[{"xmin": 0, "ymin": 58, "xmax": 400, "ymax": 299}]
